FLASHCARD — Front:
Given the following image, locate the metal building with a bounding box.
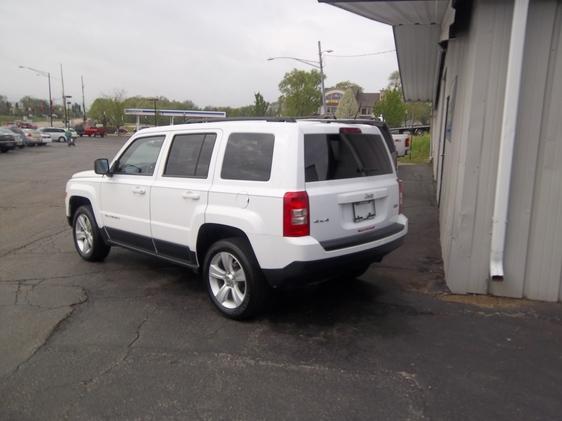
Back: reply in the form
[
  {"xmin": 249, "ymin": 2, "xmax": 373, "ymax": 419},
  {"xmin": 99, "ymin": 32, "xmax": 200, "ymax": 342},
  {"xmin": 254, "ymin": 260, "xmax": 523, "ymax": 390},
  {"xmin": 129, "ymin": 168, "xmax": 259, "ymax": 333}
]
[{"xmin": 322, "ymin": 0, "xmax": 562, "ymax": 302}]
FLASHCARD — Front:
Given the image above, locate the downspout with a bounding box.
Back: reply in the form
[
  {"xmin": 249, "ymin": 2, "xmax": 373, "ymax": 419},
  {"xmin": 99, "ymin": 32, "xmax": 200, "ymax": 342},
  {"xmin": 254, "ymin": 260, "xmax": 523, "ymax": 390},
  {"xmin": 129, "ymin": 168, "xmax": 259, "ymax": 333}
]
[{"xmin": 490, "ymin": 0, "xmax": 530, "ymax": 280}]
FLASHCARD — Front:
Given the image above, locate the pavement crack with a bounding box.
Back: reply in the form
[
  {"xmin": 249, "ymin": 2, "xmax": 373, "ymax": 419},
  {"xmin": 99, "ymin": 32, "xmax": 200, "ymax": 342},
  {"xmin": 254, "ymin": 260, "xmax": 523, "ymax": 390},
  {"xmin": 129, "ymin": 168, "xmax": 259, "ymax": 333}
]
[
  {"xmin": 0, "ymin": 228, "xmax": 68, "ymax": 259},
  {"xmin": 81, "ymin": 306, "xmax": 154, "ymax": 387},
  {"xmin": 6, "ymin": 287, "xmax": 90, "ymax": 379}
]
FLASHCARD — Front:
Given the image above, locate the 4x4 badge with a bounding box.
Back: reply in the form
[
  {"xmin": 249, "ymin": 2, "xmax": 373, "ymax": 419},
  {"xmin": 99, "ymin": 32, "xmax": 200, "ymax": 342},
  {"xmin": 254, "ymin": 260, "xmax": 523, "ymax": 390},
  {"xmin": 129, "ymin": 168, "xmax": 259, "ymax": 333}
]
[
  {"xmin": 364, "ymin": 193, "xmax": 374, "ymax": 200},
  {"xmin": 313, "ymin": 218, "xmax": 330, "ymax": 224}
]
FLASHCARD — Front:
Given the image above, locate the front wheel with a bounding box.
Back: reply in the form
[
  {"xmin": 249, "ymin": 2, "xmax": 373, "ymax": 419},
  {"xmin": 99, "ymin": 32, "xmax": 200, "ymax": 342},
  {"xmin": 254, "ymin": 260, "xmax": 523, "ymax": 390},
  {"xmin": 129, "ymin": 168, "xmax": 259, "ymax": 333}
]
[
  {"xmin": 203, "ymin": 238, "xmax": 269, "ymax": 319},
  {"xmin": 72, "ymin": 205, "xmax": 111, "ymax": 262}
]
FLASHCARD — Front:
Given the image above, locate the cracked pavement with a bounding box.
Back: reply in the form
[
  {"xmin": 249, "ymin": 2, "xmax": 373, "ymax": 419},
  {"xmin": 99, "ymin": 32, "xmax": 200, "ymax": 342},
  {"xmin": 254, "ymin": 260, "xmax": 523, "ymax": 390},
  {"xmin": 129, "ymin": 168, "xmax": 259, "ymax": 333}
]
[{"xmin": 1, "ymin": 138, "xmax": 562, "ymax": 420}]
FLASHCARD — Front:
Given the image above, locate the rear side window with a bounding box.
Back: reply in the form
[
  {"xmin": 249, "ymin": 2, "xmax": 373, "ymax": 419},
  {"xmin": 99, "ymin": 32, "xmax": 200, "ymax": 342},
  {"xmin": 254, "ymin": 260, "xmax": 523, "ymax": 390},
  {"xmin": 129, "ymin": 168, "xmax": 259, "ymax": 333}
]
[
  {"xmin": 304, "ymin": 133, "xmax": 393, "ymax": 182},
  {"xmin": 164, "ymin": 133, "xmax": 216, "ymax": 178},
  {"xmin": 221, "ymin": 133, "xmax": 274, "ymax": 181}
]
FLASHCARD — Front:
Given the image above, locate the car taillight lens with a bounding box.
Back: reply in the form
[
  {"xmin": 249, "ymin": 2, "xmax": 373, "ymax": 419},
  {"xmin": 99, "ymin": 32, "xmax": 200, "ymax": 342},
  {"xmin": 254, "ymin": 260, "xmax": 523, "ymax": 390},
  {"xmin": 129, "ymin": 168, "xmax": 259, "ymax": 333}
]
[
  {"xmin": 339, "ymin": 127, "xmax": 362, "ymax": 134},
  {"xmin": 283, "ymin": 191, "xmax": 309, "ymax": 237},
  {"xmin": 405, "ymin": 137, "xmax": 410, "ymax": 148},
  {"xmin": 398, "ymin": 178, "xmax": 404, "ymax": 214}
]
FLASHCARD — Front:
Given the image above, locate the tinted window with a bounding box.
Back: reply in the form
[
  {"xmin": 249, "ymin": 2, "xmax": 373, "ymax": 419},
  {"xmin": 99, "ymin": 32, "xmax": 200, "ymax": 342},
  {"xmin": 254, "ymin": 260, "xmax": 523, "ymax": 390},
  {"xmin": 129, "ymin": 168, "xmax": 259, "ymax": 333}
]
[
  {"xmin": 304, "ymin": 133, "xmax": 393, "ymax": 182},
  {"xmin": 221, "ymin": 133, "xmax": 274, "ymax": 181},
  {"xmin": 113, "ymin": 136, "xmax": 165, "ymax": 176},
  {"xmin": 164, "ymin": 133, "xmax": 216, "ymax": 178}
]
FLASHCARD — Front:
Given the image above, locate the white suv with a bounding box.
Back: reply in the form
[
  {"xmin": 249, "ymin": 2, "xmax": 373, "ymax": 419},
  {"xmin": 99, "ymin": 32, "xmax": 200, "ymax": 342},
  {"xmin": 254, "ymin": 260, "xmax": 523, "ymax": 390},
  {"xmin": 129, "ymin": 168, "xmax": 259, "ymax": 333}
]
[{"xmin": 65, "ymin": 119, "xmax": 407, "ymax": 318}]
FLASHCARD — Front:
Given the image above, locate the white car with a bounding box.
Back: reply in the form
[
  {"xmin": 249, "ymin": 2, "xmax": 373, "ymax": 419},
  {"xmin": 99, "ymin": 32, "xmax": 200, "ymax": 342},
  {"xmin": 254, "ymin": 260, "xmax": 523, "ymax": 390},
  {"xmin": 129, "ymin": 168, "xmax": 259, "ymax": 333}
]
[
  {"xmin": 39, "ymin": 127, "xmax": 67, "ymax": 142},
  {"xmin": 392, "ymin": 133, "xmax": 411, "ymax": 157},
  {"xmin": 65, "ymin": 119, "xmax": 407, "ymax": 318}
]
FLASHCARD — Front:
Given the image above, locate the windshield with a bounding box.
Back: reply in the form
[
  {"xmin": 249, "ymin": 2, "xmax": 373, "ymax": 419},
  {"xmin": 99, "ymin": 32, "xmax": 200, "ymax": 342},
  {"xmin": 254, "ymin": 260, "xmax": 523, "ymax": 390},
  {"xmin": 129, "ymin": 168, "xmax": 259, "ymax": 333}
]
[{"xmin": 304, "ymin": 132, "xmax": 393, "ymax": 182}]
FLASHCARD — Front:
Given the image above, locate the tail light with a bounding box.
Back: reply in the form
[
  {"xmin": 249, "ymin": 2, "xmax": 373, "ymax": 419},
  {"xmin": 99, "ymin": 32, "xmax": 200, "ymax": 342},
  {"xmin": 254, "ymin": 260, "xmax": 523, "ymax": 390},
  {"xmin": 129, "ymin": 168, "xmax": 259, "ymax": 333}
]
[
  {"xmin": 405, "ymin": 137, "xmax": 410, "ymax": 148},
  {"xmin": 339, "ymin": 127, "xmax": 362, "ymax": 134},
  {"xmin": 283, "ymin": 191, "xmax": 309, "ymax": 237},
  {"xmin": 398, "ymin": 178, "xmax": 404, "ymax": 214}
]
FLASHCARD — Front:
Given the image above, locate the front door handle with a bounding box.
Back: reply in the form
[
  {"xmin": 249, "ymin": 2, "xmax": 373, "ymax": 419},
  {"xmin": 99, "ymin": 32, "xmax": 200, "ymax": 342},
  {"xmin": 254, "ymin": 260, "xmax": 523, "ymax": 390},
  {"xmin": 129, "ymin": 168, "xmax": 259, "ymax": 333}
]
[
  {"xmin": 132, "ymin": 186, "xmax": 146, "ymax": 195},
  {"xmin": 182, "ymin": 191, "xmax": 200, "ymax": 200}
]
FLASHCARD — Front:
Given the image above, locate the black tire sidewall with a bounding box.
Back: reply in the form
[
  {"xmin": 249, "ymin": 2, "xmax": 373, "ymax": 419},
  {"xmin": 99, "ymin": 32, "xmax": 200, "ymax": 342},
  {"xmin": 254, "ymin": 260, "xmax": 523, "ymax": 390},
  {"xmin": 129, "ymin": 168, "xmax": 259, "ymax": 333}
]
[
  {"xmin": 203, "ymin": 238, "xmax": 264, "ymax": 319},
  {"xmin": 72, "ymin": 205, "xmax": 109, "ymax": 261}
]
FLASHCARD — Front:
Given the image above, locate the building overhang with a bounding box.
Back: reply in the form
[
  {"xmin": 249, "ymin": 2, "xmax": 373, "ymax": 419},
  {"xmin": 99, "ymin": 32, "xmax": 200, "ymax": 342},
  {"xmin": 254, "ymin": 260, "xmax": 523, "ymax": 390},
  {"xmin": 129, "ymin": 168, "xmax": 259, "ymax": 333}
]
[{"xmin": 319, "ymin": 0, "xmax": 455, "ymax": 101}]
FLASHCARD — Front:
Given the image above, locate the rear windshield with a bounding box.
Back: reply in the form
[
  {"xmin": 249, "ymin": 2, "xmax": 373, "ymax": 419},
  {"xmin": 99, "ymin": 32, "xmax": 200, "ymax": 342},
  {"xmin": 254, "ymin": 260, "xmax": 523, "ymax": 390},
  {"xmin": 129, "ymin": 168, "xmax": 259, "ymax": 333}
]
[{"xmin": 304, "ymin": 133, "xmax": 393, "ymax": 182}]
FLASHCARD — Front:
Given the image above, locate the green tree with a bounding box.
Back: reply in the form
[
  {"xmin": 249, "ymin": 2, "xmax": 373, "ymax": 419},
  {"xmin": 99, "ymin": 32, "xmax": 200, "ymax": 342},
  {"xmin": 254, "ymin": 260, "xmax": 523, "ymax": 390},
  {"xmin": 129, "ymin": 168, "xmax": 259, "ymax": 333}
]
[
  {"xmin": 253, "ymin": 92, "xmax": 269, "ymax": 116},
  {"xmin": 278, "ymin": 69, "xmax": 322, "ymax": 116},
  {"xmin": 373, "ymin": 89, "xmax": 407, "ymax": 128},
  {"xmin": 89, "ymin": 91, "xmax": 126, "ymax": 128},
  {"xmin": 335, "ymin": 88, "xmax": 359, "ymax": 118},
  {"xmin": 388, "ymin": 70, "xmax": 401, "ymax": 90},
  {"xmin": 405, "ymin": 101, "xmax": 432, "ymax": 125},
  {"xmin": 335, "ymin": 81, "xmax": 363, "ymax": 93}
]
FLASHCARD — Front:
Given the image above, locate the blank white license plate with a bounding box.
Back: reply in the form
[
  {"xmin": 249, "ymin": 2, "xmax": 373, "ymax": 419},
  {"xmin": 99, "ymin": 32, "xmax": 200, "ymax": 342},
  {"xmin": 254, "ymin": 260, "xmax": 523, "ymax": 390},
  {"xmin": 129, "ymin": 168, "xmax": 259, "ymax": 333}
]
[{"xmin": 353, "ymin": 200, "xmax": 376, "ymax": 222}]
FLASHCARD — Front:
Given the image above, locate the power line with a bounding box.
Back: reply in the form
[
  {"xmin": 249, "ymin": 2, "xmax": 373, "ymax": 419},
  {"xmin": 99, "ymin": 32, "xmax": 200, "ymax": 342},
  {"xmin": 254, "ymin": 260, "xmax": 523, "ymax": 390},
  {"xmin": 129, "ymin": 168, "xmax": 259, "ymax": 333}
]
[{"xmin": 327, "ymin": 49, "xmax": 396, "ymax": 58}]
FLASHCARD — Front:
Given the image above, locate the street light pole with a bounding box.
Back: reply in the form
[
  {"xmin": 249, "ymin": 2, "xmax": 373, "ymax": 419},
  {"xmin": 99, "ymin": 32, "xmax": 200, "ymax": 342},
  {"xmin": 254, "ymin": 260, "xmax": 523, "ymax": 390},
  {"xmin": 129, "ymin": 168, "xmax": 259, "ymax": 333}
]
[
  {"xmin": 18, "ymin": 65, "xmax": 53, "ymax": 126},
  {"xmin": 318, "ymin": 41, "xmax": 327, "ymax": 115},
  {"xmin": 60, "ymin": 64, "xmax": 67, "ymax": 128},
  {"xmin": 147, "ymin": 98, "xmax": 159, "ymax": 126},
  {"xmin": 267, "ymin": 41, "xmax": 332, "ymax": 115},
  {"xmin": 81, "ymin": 75, "xmax": 86, "ymax": 123}
]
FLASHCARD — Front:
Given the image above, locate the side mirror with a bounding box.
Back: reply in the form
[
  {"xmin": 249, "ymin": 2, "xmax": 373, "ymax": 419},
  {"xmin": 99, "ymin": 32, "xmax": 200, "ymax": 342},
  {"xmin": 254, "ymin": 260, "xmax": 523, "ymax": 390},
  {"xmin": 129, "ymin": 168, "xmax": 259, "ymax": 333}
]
[{"xmin": 94, "ymin": 158, "xmax": 111, "ymax": 176}]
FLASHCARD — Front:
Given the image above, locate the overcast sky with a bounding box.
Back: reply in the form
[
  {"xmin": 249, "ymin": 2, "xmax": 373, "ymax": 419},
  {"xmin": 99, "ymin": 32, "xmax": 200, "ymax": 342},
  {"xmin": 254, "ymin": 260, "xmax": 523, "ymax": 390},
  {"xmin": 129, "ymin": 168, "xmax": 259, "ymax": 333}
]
[{"xmin": 0, "ymin": 0, "xmax": 397, "ymax": 108}]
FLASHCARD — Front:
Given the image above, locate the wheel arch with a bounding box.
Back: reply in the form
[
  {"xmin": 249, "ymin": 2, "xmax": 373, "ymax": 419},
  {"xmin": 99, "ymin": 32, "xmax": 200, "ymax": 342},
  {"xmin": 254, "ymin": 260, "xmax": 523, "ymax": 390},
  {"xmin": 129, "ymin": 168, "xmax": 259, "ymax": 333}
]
[{"xmin": 196, "ymin": 223, "xmax": 254, "ymax": 267}]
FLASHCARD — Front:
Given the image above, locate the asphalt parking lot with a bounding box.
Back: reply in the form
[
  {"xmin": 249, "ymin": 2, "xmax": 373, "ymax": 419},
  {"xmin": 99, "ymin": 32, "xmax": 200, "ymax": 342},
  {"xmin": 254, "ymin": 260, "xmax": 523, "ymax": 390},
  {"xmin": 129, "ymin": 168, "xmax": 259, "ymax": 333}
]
[{"xmin": 1, "ymin": 137, "xmax": 562, "ymax": 420}]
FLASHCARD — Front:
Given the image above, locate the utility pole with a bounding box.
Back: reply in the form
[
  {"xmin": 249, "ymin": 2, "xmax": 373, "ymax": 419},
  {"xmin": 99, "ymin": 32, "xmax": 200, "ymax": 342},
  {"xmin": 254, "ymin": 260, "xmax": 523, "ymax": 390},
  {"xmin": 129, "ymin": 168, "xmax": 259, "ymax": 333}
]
[
  {"xmin": 18, "ymin": 66, "xmax": 53, "ymax": 126},
  {"xmin": 81, "ymin": 75, "xmax": 86, "ymax": 123},
  {"xmin": 60, "ymin": 64, "xmax": 67, "ymax": 128},
  {"xmin": 318, "ymin": 40, "xmax": 327, "ymax": 115}
]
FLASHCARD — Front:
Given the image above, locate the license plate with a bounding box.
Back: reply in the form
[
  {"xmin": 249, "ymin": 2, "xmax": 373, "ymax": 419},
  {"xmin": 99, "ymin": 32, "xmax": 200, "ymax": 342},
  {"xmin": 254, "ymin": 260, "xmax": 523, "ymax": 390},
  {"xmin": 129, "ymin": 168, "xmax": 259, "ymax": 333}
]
[{"xmin": 353, "ymin": 200, "xmax": 376, "ymax": 222}]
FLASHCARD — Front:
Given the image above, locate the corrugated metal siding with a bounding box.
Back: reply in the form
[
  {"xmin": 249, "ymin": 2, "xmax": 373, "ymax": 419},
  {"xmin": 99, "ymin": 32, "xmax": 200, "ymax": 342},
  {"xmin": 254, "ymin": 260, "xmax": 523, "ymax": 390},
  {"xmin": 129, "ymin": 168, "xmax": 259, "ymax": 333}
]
[
  {"xmin": 436, "ymin": 0, "xmax": 562, "ymax": 301},
  {"xmin": 326, "ymin": 1, "xmax": 449, "ymax": 25},
  {"xmin": 521, "ymin": 4, "xmax": 562, "ymax": 301},
  {"xmin": 394, "ymin": 24, "xmax": 441, "ymax": 101},
  {"xmin": 491, "ymin": 1, "xmax": 560, "ymax": 299}
]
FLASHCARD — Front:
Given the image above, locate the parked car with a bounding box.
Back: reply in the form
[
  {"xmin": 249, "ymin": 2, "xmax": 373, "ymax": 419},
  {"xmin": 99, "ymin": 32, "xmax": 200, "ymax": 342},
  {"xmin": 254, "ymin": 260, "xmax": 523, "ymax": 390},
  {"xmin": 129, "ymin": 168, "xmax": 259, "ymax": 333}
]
[
  {"xmin": 0, "ymin": 128, "xmax": 17, "ymax": 153},
  {"xmin": 39, "ymin": 127, "xmax": 67, "ymax": 143},
  {"xmin": 22, "ymin": 129, "xmax": 44, "ymax": 146},
  {"xmin": 73, "ymin": 124, "xmax": 84, "ymax": 136},
  {"xmin": 84, "ymin": 126, "xmax": 106, "ymax": 137},
  {"xmin": 65, "ymin": 119, "xmax": 408, "ymax": 319},
  {"xmin": 7, "ymin": 127, "xmax": 26, "ymax": 148},
  {"xmin": 69, "ymin": 129, "xmax": 79, "ymax": 139},
  {"xmin": 392, "ymin": 133, "xmax": 411, "ymax": 157}
]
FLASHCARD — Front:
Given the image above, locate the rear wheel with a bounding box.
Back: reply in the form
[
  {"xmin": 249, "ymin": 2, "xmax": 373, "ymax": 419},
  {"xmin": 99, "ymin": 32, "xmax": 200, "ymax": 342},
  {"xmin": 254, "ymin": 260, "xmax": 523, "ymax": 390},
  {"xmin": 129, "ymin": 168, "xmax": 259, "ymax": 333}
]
[
  {"xmin": 58, "ymin": 136, "xmax": 65, "ymax": 143},
  {"xmin": 0, "ymin": 148, "xmax": 7, "ymax": 153},
  {"xmin": 203, "ymin": 238, "xmax": 269, "ymax": 319},
  {"xmin": 72, "ymin": 205, "xmax": 111, "ymax": 262}
]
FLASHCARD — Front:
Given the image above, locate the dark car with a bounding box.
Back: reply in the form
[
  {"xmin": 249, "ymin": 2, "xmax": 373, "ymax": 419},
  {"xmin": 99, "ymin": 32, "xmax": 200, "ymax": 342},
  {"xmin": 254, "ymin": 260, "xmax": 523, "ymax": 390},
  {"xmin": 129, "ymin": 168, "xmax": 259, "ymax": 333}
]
[
  {"xmin": 7, "ymin": 126, "xmax": 27, "ymax": 148},
  {"xmin": 0, "ymin": 128, "xmax": 17, "ymax": 153}
]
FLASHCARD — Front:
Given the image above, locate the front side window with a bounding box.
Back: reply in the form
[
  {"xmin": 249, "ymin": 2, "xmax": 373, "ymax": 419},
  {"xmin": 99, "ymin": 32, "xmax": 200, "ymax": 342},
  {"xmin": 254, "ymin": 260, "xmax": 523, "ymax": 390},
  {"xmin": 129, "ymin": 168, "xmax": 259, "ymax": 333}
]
[
  {"xmin": 164, "ymin": 133, "xmax": 216, "ymax": 178},
  {"xmin": 221, "ymin": 133, "xmax": 274, "ymax": 181},
  {"xmin": 304, "ymin": 132, "xmax": 393, "ymax": 182},
  {"xmin": 113, "ymin": 135, "xmax": 165, "ymax": 176}
]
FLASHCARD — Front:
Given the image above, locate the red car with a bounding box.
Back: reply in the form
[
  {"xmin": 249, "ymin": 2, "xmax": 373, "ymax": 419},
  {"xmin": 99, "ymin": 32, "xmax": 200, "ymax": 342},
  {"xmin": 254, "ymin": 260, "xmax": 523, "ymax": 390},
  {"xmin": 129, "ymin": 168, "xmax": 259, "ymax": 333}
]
[{"xmin": 84, "ymin": 126, "xmax": 106, "ymax": 137}]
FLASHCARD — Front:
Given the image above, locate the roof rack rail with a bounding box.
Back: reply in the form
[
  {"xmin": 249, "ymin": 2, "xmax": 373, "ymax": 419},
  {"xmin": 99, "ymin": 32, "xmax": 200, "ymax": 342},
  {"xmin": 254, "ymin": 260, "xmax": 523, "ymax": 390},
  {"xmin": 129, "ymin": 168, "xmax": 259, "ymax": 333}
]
[{"xmin": 182, "ymin": 117, "xmax": 297, "ymax": 124}]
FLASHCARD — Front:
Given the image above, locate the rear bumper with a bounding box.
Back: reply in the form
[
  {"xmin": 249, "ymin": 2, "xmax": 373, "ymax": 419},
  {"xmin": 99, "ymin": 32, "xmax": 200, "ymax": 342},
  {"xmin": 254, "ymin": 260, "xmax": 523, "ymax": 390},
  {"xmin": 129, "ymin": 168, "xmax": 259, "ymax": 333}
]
[{"xmin": 262, "ymin": 228, "xmax": 405, "ymax": 288}]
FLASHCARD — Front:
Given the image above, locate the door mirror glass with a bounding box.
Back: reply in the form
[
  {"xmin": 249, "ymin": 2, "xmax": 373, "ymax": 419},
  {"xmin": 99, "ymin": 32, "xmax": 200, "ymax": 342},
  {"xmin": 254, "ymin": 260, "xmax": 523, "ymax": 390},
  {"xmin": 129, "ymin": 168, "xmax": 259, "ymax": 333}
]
[{"xmin": 94, "ymin": 158, "xmax": 110, "ymax": 175}]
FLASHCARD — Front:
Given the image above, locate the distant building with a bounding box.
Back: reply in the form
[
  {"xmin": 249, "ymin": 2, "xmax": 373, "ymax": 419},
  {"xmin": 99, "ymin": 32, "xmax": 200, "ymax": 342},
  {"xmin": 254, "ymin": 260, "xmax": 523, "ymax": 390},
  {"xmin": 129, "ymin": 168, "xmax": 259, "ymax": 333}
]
[{"xmin": 323, "ymin": 88, "xmax": 380, "ymax": 116}]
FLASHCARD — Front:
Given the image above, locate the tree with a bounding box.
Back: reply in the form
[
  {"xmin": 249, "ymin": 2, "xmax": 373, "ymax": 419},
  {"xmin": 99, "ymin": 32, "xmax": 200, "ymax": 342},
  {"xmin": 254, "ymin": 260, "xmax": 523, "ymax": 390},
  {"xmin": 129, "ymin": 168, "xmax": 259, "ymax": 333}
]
[
  {"xmin": 388, "ymin": 70, "xmax": 401, "ymax": 90},
  {"xmin": 89, "ymin": 91, "xmax": 126, "ymax": 128},
  {"xmin": 278, "ymin": 69, "xmax": 322, "ymax": 116},
  {"xmin": 335, "ymin": 81, "xmax": 363, "ymax": 93},
  {"xmin": 373, "ymin": 89, "xmax": 407, "ymax": 128},
  {"xmin": 253, "ymin": 92, "xmax": 269, "ymax": 116},
  {"xmin": 405, "ymin": 101, "xmax": 432, "ymax": 125},
  {"xmin": 335, "ymin": 89, "xmax": 359, "ymax": 118}
]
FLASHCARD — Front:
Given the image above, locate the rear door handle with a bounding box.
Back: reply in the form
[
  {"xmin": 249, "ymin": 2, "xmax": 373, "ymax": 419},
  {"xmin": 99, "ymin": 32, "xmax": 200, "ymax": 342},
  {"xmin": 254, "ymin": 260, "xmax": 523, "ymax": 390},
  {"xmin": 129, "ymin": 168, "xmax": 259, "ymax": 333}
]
[
  {"xmin": 182, "ymin": 191, "xmax": 200, "ymax": 200},
  {"xmin": 132, "ymin": 187, "xmax": 146, "ymax": 195}
]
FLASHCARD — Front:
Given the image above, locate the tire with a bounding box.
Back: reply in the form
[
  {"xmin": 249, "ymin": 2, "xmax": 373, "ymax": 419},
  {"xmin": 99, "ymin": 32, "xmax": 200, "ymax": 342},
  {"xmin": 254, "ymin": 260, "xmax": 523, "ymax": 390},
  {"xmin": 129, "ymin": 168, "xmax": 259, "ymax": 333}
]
[
  {"xmin": 72, "ymin": 205, "xmax": 111, "ymax": 262},
  {"xmin": 58, "ymin": 137, "xmax": 65, "ymax": 143},
  {"xmin": 0, "ymin": 148, "xmax": 7, "ymax": 153},
  {"xmin": 203, "ymin": 238, "xmax": 270, "ymax": 319}
]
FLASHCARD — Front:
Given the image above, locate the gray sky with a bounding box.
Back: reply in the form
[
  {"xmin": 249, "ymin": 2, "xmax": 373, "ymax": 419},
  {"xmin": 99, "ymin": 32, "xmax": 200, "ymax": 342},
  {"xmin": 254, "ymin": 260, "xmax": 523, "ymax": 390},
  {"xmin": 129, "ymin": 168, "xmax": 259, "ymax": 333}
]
[{"xmin": 0, "ymin": 0, "xmax": 397, "ymax": 108}]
